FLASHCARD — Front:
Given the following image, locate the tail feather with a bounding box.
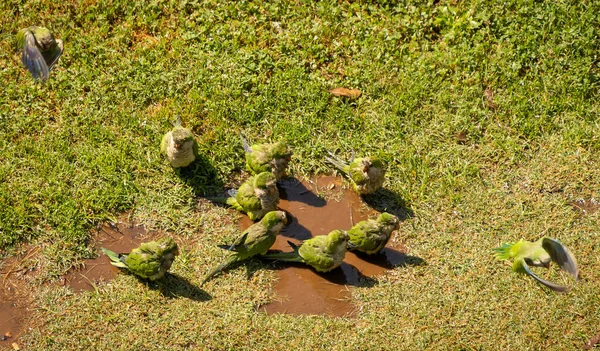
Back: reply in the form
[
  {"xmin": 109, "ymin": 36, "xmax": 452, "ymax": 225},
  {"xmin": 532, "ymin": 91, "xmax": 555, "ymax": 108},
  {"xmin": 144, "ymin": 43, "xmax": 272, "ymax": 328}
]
[
  {"xmin": 493, "ymin": 242, "xmax": 515, "ymax": 260},
  {"xmin": 201, "ymin": 255, "xmax": 238, "ymax": 286},
  {"xmin": 261, "ymin": 251, "xmax": 303, "ymax": 263},
  {"xmin": 324, "ymin": 150, "xmax": 349, "ymax": 174},
  {"xmin": 207, "ymin": 196, "xmax": 243, "ymax": 211},
  {"xmin": 240, "ymin": 134, "xmax": 252, "ymax": 153},
  {"xmin": 101, "ymin": 247, "xmax": 128, "ymax": 268},
  {"xmin": 226, "ymin": 197, "xmax": 244, "ymax": 211}
]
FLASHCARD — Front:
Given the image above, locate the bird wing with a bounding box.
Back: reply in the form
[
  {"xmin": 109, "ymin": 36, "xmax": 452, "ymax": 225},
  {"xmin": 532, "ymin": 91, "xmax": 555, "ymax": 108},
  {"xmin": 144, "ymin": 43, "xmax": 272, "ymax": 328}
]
[
  {"xmin": 101, "ymin": 247, "xmax": 128, "ymax": 268},
  {"xmin": 521, "ymin": 259, "xmax": 569, "ymax": 293},
  {"xmin": 42, "ymin": 38, "xmax": 63, "ymax": 71},
  {"xmin": 542, "ymin": 237, "xmax": 579, "ymax": 279},
  {"xmin": 240, "ymin": 134, "xmax": 252, "ymax": 153},
  {"xmin": 21, "ymin": 31, "xmax": 49, "ymax": 80},
  {"xmin": 217, "ymin": 233, "xmax": 249, "ymax": 252}
]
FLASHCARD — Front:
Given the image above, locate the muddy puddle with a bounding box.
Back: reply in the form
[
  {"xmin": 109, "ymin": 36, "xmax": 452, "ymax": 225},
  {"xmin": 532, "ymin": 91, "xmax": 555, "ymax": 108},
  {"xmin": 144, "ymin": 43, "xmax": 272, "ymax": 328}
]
[
  {"xmin": 238, "ymin": 176, "xmax": 415, "ymax": 317},
  {"xmin": 0, "ymin": 248, "xmax": 40, "ymax": 347},
  {"xmin": 61, "ymin": 221, "xmax": 158, "ymax": 292},
  {"xmin": 570, "ymin": 198, "xmax": 600, "ymax": 215}
]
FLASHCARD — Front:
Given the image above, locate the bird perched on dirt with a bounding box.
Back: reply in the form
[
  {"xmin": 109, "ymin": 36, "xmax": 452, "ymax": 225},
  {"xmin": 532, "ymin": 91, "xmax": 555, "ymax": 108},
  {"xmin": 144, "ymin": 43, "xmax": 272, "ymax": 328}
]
[
  {"xmin": 16, "ymin": 26, "xmax": 63, "ymax": 81},
  {"xmin": 325, "ymin": 150, "xmax": 386, "ymax": 195},
  {"xmin": 160, "ymin": 116, "xmax": 198, "ymax": 168},
  {"xmin": 201, "ymin": 211, "xmax": 287, "ymax": 286},
  {"xmin": 493, "ymin": 237, "xmax": 579, "ymax": 292},
  {"xmin": 347, "ymin": 212, "xmax": 399, "ymax": 254},
  {"xmin": 262, "ymin": 229, "xmax": 349, "ymax": 273},
  {"xmin": 222, "ymin": 171, "xmax": 279, "ymax": 221},
  {"xmin": 101, "ymin": 237, "xmax": 179, "ymax": 281},
  {"xmin": 242, "ymin": 136, "xmax": 293, "ymax": 180}
]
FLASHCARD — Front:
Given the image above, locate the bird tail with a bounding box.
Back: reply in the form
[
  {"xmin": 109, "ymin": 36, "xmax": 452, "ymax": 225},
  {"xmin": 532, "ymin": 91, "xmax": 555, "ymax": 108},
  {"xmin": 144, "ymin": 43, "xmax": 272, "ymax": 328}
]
[
  {"xmin": 240, "ymin": 134, "xmax": 252, "ymax": 153},
  {"xmin": 201, "ymin": 255, "xmax": 238, "ymax": 286},
  {"xmin": 100, "ymin": 247, "xmax": 128, "ymax": 268},
  {"xmin": 324, "ymin": 150, "xmax": 349, "ymax": 174},
  {"xmin": 172, "ymin": 115, "xmax": 182, "ymax": 127},
  {"xmin": 492, "ymin": 242, "xmax": 515, "ymax": 260},
  {"xmin": 261, "ymin": 241, "xmax": 303, "ymax": 263},
  {"xmin": 206, "ymin": 194, "xmax": 243, "ymax": 211}
]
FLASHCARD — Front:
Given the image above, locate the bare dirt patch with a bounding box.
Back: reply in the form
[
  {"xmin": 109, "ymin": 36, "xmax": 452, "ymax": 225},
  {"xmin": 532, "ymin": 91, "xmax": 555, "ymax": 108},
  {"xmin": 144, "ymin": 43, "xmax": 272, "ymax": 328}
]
[{"xmin": 242, "ymin": 176, "xmax": 419, "ymax": 317}]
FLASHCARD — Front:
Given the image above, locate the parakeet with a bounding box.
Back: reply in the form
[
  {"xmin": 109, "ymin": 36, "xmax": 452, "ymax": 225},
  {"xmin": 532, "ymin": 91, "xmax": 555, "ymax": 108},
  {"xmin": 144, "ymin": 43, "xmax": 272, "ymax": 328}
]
[
  {"xmin": 16, "ymin": 26, "xmax": 63, "ymax": 81},
  {"xmin": 201, "ymin": 210, "xmax": 288, "ymax": 285},
  {"xmin": 347, "ymin": 212, "xmax": 399, "ymax": 254},
  {"xmin": 242, "ymin": 136, "xmax": 292, "ymax": 180},
  {"xmin": 225, "ymin": 172, "xmax": 279, "ymax": 221},
  {"xmin": 160, "ymin": 117, "xmax": 198, "ymax": 168},
  {"xmin": 493, "ymin": 237, "xmax": 579, "ymax": 292},
  {"xmin": 101, "ymin": 237, "xmax": 179, "ymax": 281},
  {"xmin": 325, "ymin": 150, "xmax": 386, "ymax": 195},
  {"xmin": 262, "ymin": 229, "xmax": 349, "ymax": 273}
]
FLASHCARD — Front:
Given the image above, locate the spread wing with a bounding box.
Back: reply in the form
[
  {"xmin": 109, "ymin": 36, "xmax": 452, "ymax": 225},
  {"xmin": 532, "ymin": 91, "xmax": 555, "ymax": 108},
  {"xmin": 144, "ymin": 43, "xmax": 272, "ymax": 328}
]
[
  {"xmin": 542, "ymin": 237, "xmax": 579, "ymax": 279},
  {"xmin": 521, "ymin": 259, "xmax": 569, "ymax": 293},
  {"xmin": 21, "ymin": 31, "xmax": 49, "ymax": 80}
]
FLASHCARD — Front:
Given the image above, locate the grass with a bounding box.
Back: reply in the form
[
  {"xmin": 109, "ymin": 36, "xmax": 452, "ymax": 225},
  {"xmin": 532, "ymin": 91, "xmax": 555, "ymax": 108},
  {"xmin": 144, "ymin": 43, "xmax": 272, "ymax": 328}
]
[{"xmin": 1, "ymin": 0, "xmax": 600, "ymax": 349}]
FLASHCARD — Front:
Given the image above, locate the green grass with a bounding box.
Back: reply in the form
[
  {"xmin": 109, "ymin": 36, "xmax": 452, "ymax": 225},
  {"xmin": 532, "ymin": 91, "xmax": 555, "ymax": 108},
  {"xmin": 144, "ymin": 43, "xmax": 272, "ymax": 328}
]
[{"xmin": 1, "ymin": 0, "xmax": 600, "ymax": 349}]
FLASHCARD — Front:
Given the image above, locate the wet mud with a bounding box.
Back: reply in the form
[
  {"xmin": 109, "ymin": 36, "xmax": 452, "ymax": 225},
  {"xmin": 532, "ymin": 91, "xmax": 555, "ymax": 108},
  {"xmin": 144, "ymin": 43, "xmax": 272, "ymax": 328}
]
[
  {"xmin": 61, "ymin": 221, "xmax": 158, "ymax": 292},
  {"xmin": 239, "ymin": 176, "xmax": 415, "ymax": 317},
  {"xmin": 0, "ymin": 251, "xmax": 38, "ymax": 346}
]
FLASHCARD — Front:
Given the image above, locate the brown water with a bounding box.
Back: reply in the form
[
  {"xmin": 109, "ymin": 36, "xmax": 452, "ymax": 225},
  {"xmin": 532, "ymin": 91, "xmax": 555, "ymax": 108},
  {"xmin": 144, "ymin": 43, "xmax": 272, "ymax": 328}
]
[
  {"xmin": 61, "ymin": 221, "xmax": 157, "ymax": 292},
  {"xmin": 239, "ymin": 176, "xmax": 414, "ymax": 317}
]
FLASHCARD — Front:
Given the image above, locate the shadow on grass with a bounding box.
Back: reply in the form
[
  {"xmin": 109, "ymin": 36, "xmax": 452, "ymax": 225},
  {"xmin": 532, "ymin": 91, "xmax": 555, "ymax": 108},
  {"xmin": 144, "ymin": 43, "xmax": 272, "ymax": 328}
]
[
  {"xmin": 146, "ymin": 273, "xmax": 212, "ymax": 302},
  {"xmin": 176, "ymin": 154, "xmax": 224, "ymax": 197},
  {"xmin": 361, "ymin": 188, "xmax": 414, "ymax": 221},
  {"xmin": 352, "ymin": 249, "xmax": 426, "ymax": 269}
]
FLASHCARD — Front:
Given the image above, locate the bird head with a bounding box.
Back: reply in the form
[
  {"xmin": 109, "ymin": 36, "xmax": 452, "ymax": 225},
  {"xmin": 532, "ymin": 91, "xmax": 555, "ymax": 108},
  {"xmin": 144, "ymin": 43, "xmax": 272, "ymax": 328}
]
[
  {"xmin": 254, "ymin": 171, "xmax": 277, "ymax": 192},
  {"xmin": 171, "ymin": 127, "xmax": 194, "ymax": 150},
  {"xmin": 327, "ymin": 229, "xmax": 349, "ymax": 245},
  {"xmin": 377, "ymin": 212, "xmax": 400, "ymax": 230},
  {"xmin": 261, "ymin": 210, "xmax": 288, "ymax": 228}
]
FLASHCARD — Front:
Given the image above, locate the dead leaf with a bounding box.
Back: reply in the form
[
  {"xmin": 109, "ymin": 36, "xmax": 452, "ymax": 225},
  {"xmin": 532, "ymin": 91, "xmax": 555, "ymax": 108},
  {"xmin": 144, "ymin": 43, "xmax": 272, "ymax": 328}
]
[
  {"xmin": 484, "ymin": 88, "xmax": 497, "ymax": 110},
  {"xmin": 12, "ymin": 342, "xmax": 20, "ymax": 350},
  {"xmin": 584, "ymin": 333, "xmax": 600, "ymax": 350},
  {"xmin": 328, "ymin": 87, "xmax": 361, "ymax": 99},
  {"xmin": 5, "ymin": 331, "xmax": 11, "ymax": 338},
  {"xmin": 455, "ymin": 130, "xmax": 468, "ymax": 144}
]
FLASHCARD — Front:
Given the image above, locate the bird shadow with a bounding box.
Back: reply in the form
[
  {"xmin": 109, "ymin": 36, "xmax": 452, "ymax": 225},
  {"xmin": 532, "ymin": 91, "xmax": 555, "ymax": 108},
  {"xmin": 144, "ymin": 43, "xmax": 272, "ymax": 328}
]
[
  {"xmin": 278, "ymin": 177, "xmax": 327, "ymax": 208},
  {"xmin": 176, "ymin": 154, "xmax": 224, "ymax": 197},
  {"xmin": 361, "ymin": 188, "xmax": 414, "ymax": 221},
  {"xmin": 259, "ymin": 252, "xmax": 377, "ymax": 288},
  {"xmin": 353, "ymin": 248, "xmax": 426, "ymax": 269},
  {"xmin": 144, "ymin": 273, "xmax": 212, "ymax": 302},
  {"xmin": 278, "ymin": 210, "xmax": 314, "ymax": 241}
]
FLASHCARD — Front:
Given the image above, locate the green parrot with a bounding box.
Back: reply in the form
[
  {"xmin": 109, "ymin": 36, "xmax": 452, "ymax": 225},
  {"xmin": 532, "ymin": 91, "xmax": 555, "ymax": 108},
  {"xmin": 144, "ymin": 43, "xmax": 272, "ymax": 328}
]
[
  {"xmin": 347, "ymin": 212, "xmax": 399, "ymax": 254},
  {"xmin": 242, "ymin": 136, "xmax": 293, "ymax": 180},
  {"xmin": 16, "ymin": 26, "xmax": 63, "ymax": 81},
  {"xmin": 262, "ymin": 229, "xmax": 349, "ymax": 272},
  {"xmin": 160, "ymin": 117, "xmax": 198, "ymax": 168},
  {"xmin": 225, "ymin": 172, "xmax": 280, "ymax": 221},
  {"xmin": 201, "ymin": 210, "xmax": 288, "ymax": 286},
  {"xmin": 101, "ymin": 237, "xmax": 179, "ymax": 281},
  {"xmin": 325, "ymin": 150, "xmax": 386, "ymax": 195},
  {"xmin": 493, "ymin": 237, "xmax": 579, "ymax": 292}
]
